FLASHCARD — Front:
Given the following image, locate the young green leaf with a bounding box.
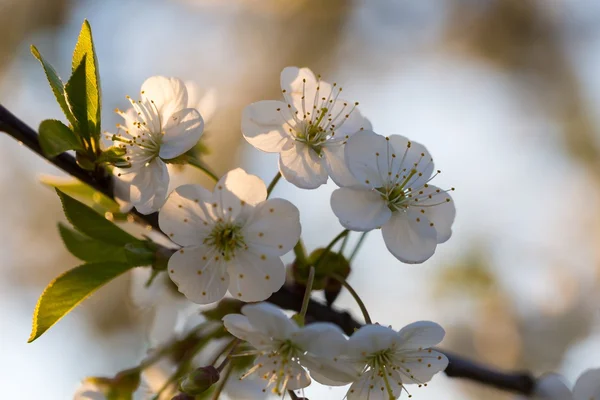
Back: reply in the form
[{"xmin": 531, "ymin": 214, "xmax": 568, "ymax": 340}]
[
  {"xmin": 96, "ymin": 146, "xmax": 130, "ymax": 167},
  {"xmin": 72, "ymin": 19, "xmax": 101, "ymax": 141},
  {"xmin": 65, "ymin": 56, "xmax": 90, "ymax": 141},
  {"xmin": 56, "ymin": 189, "xmax": 139, "ymax": 246},
  {"xmin": 38, "ymin": 119, "xmax": 84, "ymax": 157},
  {"xmin": 30, "ymin": 45, "xmax": 78, "ymax": 128},
  {"xmin": 28, "ymin": 261, "xmax": 135, "ymax": 342},
  {"xmin": 58, "ymin": 223, "xmax": 130, "ymax": 263},
  {"xmin": 40, "ymin": 175, "xmax": 121, "ymax": 214}
]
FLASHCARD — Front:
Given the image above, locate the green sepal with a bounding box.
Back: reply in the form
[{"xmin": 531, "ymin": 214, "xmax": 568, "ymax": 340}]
[{"xmin": 97, "ymin": 146, "xmax": 130, "ymax": 167}]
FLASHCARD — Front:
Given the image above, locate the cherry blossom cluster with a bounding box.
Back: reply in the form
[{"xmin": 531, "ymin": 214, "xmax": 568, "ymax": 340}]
[{"xmin": 76, "ymin": 67, "xmax": 458, "ymax": 399}]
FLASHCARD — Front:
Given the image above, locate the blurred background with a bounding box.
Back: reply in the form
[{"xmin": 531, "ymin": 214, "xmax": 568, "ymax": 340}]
[{"xmin": 2, "ymin": 0, "xmax": 600, "ymax": 398}]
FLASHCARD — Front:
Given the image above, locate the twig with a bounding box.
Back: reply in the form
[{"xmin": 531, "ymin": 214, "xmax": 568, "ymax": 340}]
[{"xmin": 0, "ymin": 106, "xmax": 536, "ymax": 396}]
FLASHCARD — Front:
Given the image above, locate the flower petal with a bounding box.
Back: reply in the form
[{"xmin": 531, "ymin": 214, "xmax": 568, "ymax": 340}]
[
  {"xmin": 227, "ymin": 251, "xmax": 286, "ymax": 302},
  {"xmin": 303, "ymin": 356, "xmax": 360, "ymax": 386},
  {"xmin": 167, "ymin": 245, "xmax": 229, "ymax": 304},
  {"xmin": 280, "ymin": 66, "xmax": 332, "ymax": 115},
  {"xmin": 396, "ymin": 349, "xmax": 448, "ymax": 385},
  {"xmin": 222, "ymin": 314, "xmax": 272, "ymax": 350},
  {"xmin": 130, "ymin": 158, "xmax": 169, "ymax": 214},
  {"xmin": 397, "ymin": 321, "xmax": 446, "ymax": 349},
  {"xmin": 159, "ymin": 184, "xmax": 214, "ymax": 246},
  {"xmin": 243, "ymin": 198, "xmax": 301, "ymax": 257},
  {"xmin": 212, "ymin": 168, "xmax": 267, "ymax": 221},
  {"xmin": 573, "ymin": 368, "xmax": 600, "ymax": 400},
  {"xmin": 331, "ymin": 187, "xmax": 391, "ymax": 231},
  {"xmin": 159, "ymin": 108, "xmax": 204, "ymax": 159},
  {"xmin": 141, "ymin": 76, "xmax": 188, "ymax": 124},
  {"xmin": 241, "ymin": 303, "xmax": 298, "ymax": 339},
  {"xmin": 242, "ymin": 100, "xmax": 294, "ymax": 153},
  {"xmin": 381, "ymin": 210, "xmax": 438, "ymax": 264},
  {"xmin": 412, "ymin": 185, "xmax": 455, "ymax": 243},
  {"xmin": 292, "ymin": 323, "xmax": 347, "ymax": 357},
  {"xmin": 322, "ymin": 143, "xmax": 359, "ymax": 187},
  {"xmin": 347, "ymin": 324, "xmax": 400, "ymax": 357},
  {"xmin": 253, "ymin": 353, "xmax": 311, "ymax": 392},
  {"xmin": 347, "ymin": 369, "xmax": 401, "ymax": 400},
  {"xmin": 388, "ymin": 135, "xmax": 434, "ymax": 189},
  {"xmin": 278, "ymin": 143, "xmax": 328, "ymax": 189},
  {"xmin": 534, "ymin": 374, "xmax": 572, "ymax": 400},
  {"xmin": 344, "ymin": 130, "xmax": 389, "ymax": 188}
]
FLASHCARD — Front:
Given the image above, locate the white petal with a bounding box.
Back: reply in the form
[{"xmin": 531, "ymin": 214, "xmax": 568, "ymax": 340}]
[
  {"xmin": 411, "ymin": 185, "xmax": 455, "ymax": 243},
  {"xmin": 279, "ymin": 143, "xmax": 328, "ymax": 189},
  {"xmin": 141, "ymin": 76, "xmax": 188, "ymax": 124},
  {"xmin": 303, "ymin": 356, "xmax": 360, "ymax": 386},
  {"xmin": 130, "ymin": 158, "xmax": 169, "ymax": 214},
  {"xmin": 333, "ymin": 106, "xmax": 371, "ymax": 138},
  {"xmin": 347, "ymin": 324, "xmax": 400, "ymax": 357},
  {"xmin": 573, "ymin": 368, "xmax": 600, "ymax": 400},
  {"xmin": 397, "ymin": 321, "xmax": 446, "ymax": 349},
  {"xmin": 322, "ymin": 143, "xmax": 359, "ymax": 187},
  {"xmin": 159, "ymin": 108, "xmax": 204, "ymax": 159},
  {"xmin": 227, "ymin": 251, "xmax": 286, "ymax": 302},
  {"xmin": 347, "ymin": 369, "xmax": 400, "ymax": 400},
  {"xmin": 533, "ymin": 374, "xmax": 572, "ymax": 400},
  {"xmin": 344, "ymin": 130, "xmax": 389, "ymax": 188},
  {"xmin": 388, "ymin": 135, "xmax": 434, "ymax": 189},
  {"xmin": 167, "ymin": 245, "xmax": 229, "ymax": 304},
  {"xmin": 241, "ymin": 303, "xmax": 298, "ymax": 339},
  {"xmin": 222, "ymin": 314, "xmax": 273, "ymax": 350},
  {"xmin": 382, "ymin": 210, "xmax": 438, "ymax": 264},
  {"xmin": 292, "ymin": 323, "xmax": 347, "ymax": 357},
  {"xmin": 253, "ymin": 353, "xmax": 311, "ymax": 392},
  {"xmin": 242, "ymin": 100, "xmax": 294, "ymax": 153},
  {"xmin": 331, "ymin": 187, "xmax": 391, "ymax": 231},
  {"xmin": 212, "ymin": 168, "xmax": 267, "ymax": 221},
  {"xmin": 159, "ymin": 184, "xmax": 214, "ymax": 246},
  {"xmin": 243, "ymin": 198, "xmax": 301, "ymax": 257},
  {"xmin": 185, "ymin": 81, "xmax": 217, "ymax": 123},
  {"xmin": 396, "ymin": 349, "xmax": 448, "ymax": 384},
  {"xmin": 280, "ymin": 66, "xmax": 332, "ymax": 115}
]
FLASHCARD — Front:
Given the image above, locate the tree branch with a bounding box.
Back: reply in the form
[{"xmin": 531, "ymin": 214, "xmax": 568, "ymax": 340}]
[{"xmin": 0, "ymin": 104, "xmax": 536, "ymax": 396}]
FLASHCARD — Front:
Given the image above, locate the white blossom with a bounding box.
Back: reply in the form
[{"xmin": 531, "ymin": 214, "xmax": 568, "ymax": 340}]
[
  {"xmin": 526, "ymin": 369, "xmax": 600, "ymax": 400},
  {"xmin": 242, "ymin": 66, "xmax": 371, "ymax": 189},
  {"xmin": 306, "ymin": 322, "xmax": 448, "ymax": 400},
  {"xmin": 112, "ymin": 76, "xmax": 205, "ymax": 214},
  {"xmin": 330, "ymin": 130, "xmax": 456, "ymax": 263},
  {"xmin": 159, "ymin": 168, "xmax": 301, "ymax": 304},
  {"xmin": 222, "ymin": 302, "xmax": 348, "ymax": 396}
]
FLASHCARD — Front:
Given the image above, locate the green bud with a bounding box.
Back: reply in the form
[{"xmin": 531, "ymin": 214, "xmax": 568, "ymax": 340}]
[
  {"xmin": 294, "ymin": 248, "xmax": 351, "ymax": 290},
  {"xmin": 179, "ymin": 366, "xmax": 220, "ymax": 395}
]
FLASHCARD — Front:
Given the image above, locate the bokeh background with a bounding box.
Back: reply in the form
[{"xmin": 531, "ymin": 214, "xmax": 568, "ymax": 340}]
[{"xmin": 2, "ymin": 0, "xmax": 600, "ymax": 398}]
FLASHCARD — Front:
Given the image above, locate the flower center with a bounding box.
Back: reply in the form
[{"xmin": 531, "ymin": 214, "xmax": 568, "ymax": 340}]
[{"xmin": 204, "ymin": 222, "xmax": 244, "ymax": 261}]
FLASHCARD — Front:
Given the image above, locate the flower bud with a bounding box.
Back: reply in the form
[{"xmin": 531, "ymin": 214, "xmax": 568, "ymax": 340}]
[
  {"xmin": 171, "ymin": 394, "xmax": 195, "ymax": 400},
  {"xmin": 178, "ymin": 365, "xmax": 220, "ymax": 395}
]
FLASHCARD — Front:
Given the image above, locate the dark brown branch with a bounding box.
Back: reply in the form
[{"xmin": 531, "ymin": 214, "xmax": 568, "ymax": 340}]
[{"xmin": 0, "ymin": 105, "xmax": 536, "ymax": 396}]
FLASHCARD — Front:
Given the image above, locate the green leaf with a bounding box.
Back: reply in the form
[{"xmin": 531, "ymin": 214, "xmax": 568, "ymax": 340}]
[
  {"xmin": 56, "ymin": 189, "xmax": 139, "ymax": 246},
  {"xmin": 71, "ymin": 19, "xmax": 101, "ymax": 141},
  {"xmin": 58, "ymin": 223, "xmax": 130, "ymax": 263},
  {"xmin": 28, "ymin": 261, "xmax": 135, "ymax": 342},
  {"xmin": 65, "ymin": 55, "xmax": 90, "ymax": 141},
  {"xmin": 30, "ymin": 45, "xmax": 78, "ymax": 128},
  {"xmin": 40, "ymin": 175, "xmax": 121, "ymax": 215},
  {"xmin": 96, "ymin": 146, "xmax": 130, "ymax": 167},
  {"xmin": 38, "ymin": 119, "xmax": 84, "ymax": 157}
]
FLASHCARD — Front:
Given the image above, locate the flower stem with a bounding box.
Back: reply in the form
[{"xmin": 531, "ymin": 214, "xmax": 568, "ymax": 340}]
[
  {"xmin": 187, "ymin": 156, "xmax": 219, "ymax": 182},
  {"xmin": 339, "ymin": 231, "xmax": 351, "ymax": 254},
  {"xmin": 266, "ymin": 171, "xmax": 282, "ymax": 197},
  {"xmin": 349, "ymin": 231, "xmax": 369, "ymax": 262},
  {"xmin": 299, "ymin": 266, "xmax": 315, "ymax": 322},
  {"xmin": 212, "ymin": 338, "xmax": 239, "ymax": 372},
  {"xmin": 211, "ymin": 364, "xmax": 233, "ymax": 400},
  {"xmin": 331, "ymin": 273, "xmax": 372, "ymax": 324}
]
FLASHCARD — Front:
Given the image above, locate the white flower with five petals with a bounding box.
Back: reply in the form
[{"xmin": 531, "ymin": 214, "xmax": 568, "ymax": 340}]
[
  {"xmin": 242, "ymin": 66, "xmax": 371, "ymax": 189},
  {"xmin": 112, "ymin": 76, "xmax": 205, "ymax": 214},
  {"xmin": 159, "ymin": 168, "xmax": 301, "ymax": 304},
  {"xmin": 222, "ymin": 303, "xmax": 348, "ymax": 396},
  {"xmin": 330, "ymin": 130, "xmax": 456, "ymax": 263},
  {"xmin": 306, "ymin": 322, "xmax": 448, "ymax": 400}
]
